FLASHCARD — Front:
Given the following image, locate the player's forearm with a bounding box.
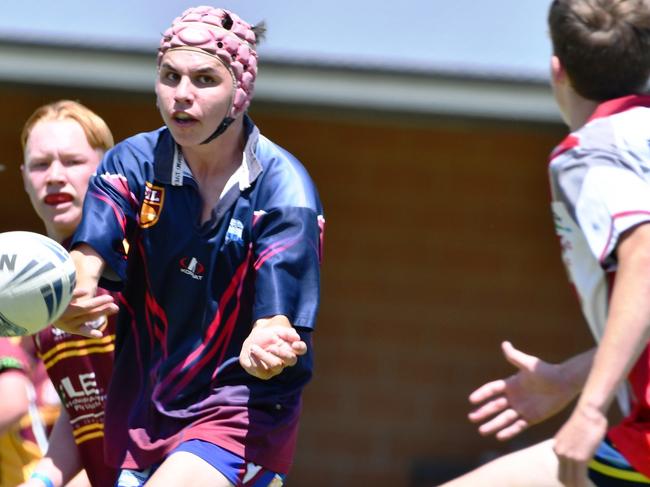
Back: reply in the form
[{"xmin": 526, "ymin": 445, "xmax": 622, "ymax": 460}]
[
  {"xmin": 32, "ymin": 410, "xmax": 83, "ymax": 487},
  {"xmin": 70, "ymin": 244, "xmax": 105, "ymax": 293},
  {"xmin": 0, "ymin": 371, "xmax": 30, "ymax": 434},
  {"xmin": 577, "ymin": 224, "xmax": 650, "ymax": 414}
]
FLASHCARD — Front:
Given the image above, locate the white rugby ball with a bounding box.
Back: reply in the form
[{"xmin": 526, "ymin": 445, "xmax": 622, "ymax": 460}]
[{"xmin": 0, "ymin": 231, "xmax": 76, "ymax": 336}]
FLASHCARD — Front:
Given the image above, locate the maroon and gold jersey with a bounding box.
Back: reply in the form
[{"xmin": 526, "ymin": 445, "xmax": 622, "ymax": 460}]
[{"xmin": 34, "ymin": 299, "xmax": 118, "ymax": 487}]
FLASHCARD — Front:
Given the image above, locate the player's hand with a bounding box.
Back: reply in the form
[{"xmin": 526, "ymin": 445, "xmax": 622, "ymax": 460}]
[
  {"xmin": 468, "ymin": 341, "xmax": 577, "ymax": 440},
  {"xmin": 554, "ymin": 404, "xmax": 607, "ymax": 487},
  {"xmin": 53, "ymin": 288, "xmax": 118, "ymax": 338},
  {"xmin": 239, "ymin": 316, "xmax": 307, "ymax": 380}
]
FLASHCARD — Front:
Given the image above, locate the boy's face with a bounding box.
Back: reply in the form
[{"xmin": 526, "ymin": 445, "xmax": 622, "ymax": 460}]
[
  {"xmin": 155, "ymin": 49, "xmax": 235, "ymax": 147},
  {"xmin": 21, "ymin": 119, "xmax": 103, "ymax": 242}
]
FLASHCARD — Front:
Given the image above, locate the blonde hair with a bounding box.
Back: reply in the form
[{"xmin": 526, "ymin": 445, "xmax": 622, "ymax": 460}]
[{"xmin": 21, "ymin": 100, "xmax": 114, "ymax": 152}]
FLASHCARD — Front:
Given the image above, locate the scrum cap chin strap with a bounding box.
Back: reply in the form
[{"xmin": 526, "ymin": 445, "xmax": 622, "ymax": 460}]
[{"xmin": 201, "ymin": 116, "xmax": 235, "ymax": 145}]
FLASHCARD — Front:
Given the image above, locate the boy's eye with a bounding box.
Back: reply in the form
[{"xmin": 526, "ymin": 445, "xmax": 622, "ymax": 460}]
[
  {"xmin": 29, "ymin": 161, "xmax": 49, "ymax": 170},
  {"xmin": 197, "ymin": 75, "xmax": 215, "ymax": 84}
]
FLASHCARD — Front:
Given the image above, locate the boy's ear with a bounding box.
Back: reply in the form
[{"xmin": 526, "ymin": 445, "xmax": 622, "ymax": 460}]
[{"xmin": 551, "ymin": 55, "xmax": 567, "ymax": 85}]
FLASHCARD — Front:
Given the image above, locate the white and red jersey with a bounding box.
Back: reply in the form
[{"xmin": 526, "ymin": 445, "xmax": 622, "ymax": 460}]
[{"xmin": 549, "ymin": 94, "xmax": 650, "ymax": 476}]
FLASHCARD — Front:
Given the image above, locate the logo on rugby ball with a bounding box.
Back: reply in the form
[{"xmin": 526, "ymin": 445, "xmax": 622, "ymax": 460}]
[{"xmin": 0, "ymin": 254, "xmax": 16, "ymax": 272}]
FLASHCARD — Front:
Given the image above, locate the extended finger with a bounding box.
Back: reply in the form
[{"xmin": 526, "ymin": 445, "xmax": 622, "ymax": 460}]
[
  {"xmin": 469, "ymin": 379, "xmax": 507, "ymax": 404},
  {"xmin": 468, "ymin": 396, "xmax": 508, "ymax": 422},
  {"xmin": 73, "ymin": 294, "xmax": 116, "ymax": 308},
  {"xmin": 494, "ymin": 418, "xmax": 529, "ymax": 441},
  {"xmin": 477, "ymin": 408, "xmax": 519, "ymax": 436},
  {"xmin": 54, "ymin": 319, "xmax": 104, "ymax": 338},
  {"xmin": 502, "ymin": 341, "xmax": 537, "ymax": 372},
  {"xmin": 75, "ymin": 323, "xmax": 104, "ymax": 338},
  {"xmin": 63, "ymin": 306, "xmax": 118, "ymax": 326},
  {"xmin": 65, "ymin": 296, "xmax": 116, "ymax": 319},
  {"xmin": 58, "ymin": 307, "xmax": 115, "ymax": 328}
]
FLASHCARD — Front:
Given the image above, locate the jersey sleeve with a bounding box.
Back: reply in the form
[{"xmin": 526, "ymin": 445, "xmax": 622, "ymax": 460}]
[
  {"xmin": 555, "ymin": 156, "xmax": 650, "ymax": 267},
  {"xmin": 72, "ymin": 144, "xmax": 143, "ymax": 288},
  {"xmin": 251, "ymin": 163, "xmax": 325, "ymax": 329}
]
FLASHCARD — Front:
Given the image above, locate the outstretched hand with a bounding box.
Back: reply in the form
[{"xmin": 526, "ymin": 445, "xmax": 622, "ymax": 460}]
[
  {"xmin": 468, "ymin": 341, "xmax": 579, "ymax": 441},
  {"xmin": 239, "ymin": 316, "xmax": 307, "ymax": 380},
  {"xmin": 53, "ymin": 288, "xmax": 118, "ymax": 338}
]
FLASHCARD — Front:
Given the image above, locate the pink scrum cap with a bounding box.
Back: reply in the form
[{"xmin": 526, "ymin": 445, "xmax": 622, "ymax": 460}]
[{"xmin": 158, "ymin": 6, "xmax": 259, "ymax": 118}]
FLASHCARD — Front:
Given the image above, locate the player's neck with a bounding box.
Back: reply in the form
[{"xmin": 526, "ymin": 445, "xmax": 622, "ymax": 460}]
[
  {"xmin": 181, "ymin": 119, "xmax": 245, "ymax": 179},
  {"xmin": 45, "ymin": 225, "xmax": 69, "ymax": 244},
  {"xmin": 565, "ymin": 93, "xmax": 598, "ymax": 132}
]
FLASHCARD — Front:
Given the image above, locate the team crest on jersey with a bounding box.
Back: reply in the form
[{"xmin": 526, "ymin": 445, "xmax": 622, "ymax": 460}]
[{"xmin": 140, "ymin": 182, "xmax": 165, "ymax": 228}]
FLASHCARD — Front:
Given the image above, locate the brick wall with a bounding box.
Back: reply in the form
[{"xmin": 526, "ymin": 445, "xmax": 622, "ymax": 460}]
[
  {"xmin": 256, "ymin": 112, "xmax": 592, "ymax": 486},
  {"xmin": 0, "ymin": 86, "xmax": 593, "ymax": 486}
]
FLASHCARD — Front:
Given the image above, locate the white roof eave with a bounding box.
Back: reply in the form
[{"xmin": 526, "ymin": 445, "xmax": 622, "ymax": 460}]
[{"xmin": 0, "ymin": 42, "xmax": 561, "ymax": 123}]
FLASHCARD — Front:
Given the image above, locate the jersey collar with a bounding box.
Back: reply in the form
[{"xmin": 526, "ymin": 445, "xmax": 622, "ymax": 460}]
[
  {"xmin": 158, "ymin": 115, "xmax": 262, "ymax": 189},
  {"xmin": 551, "ymin": 94, "xmax": 650, "ymax": 162},
  {"xmin": 237, "ymin": 115, "xmax": 262, "ymax": 191},
  {"xmin": 587, "ymin": 94, "xmax": 650, "ymax": 123}
]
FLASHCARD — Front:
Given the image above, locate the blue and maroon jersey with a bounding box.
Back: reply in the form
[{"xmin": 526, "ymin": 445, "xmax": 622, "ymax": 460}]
[
  {"xmin": 72, "ymin": 117, "xmax": 324, "ymax": 474},
  {"xmin": 33, "ymin": 302, "xmax": 118, "ymax": 487},
  {"xmin": 549, "ymin": 95, "xmax": 650, "ymax": 477}
]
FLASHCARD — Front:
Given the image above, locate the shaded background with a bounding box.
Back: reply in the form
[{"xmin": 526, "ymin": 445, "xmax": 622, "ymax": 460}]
[{"xmin": 0, "ymin": 1, "xmax": 597, "ymax": 485}]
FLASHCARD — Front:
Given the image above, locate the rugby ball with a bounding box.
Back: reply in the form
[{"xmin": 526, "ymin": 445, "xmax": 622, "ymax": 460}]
[{"xmin": 0, "ymin": 231, "xmax": 76, "ymax": 336}]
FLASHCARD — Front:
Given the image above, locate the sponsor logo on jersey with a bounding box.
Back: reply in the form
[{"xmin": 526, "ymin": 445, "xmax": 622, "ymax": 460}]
[
  {"xmin": 51, "ymin": 326, "xmax": 68, "ymax": 338},
  {"xmin": 58, "ymin": 372, "xmax": 106, "ymax": 412},
  {"xmin": 140, "ymin": 181, "xmax": 165, "ymax": 228},
  {"xmin": 225, "ymin": 218, "xmax": 244, "ymax": 244},
  {"xmin": 179, "ymin": 257, "xmax": 205, "ymax": 280}
]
